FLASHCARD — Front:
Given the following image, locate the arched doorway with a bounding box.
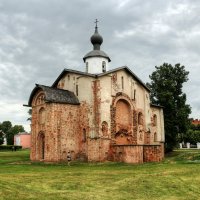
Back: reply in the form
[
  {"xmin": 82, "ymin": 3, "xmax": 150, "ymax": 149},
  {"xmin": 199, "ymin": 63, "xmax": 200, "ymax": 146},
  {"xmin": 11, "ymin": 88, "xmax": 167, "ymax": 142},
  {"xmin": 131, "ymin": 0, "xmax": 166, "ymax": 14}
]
[{"xmin": 38, "ymin": 132, "xmax": 45, "ymax": 160}]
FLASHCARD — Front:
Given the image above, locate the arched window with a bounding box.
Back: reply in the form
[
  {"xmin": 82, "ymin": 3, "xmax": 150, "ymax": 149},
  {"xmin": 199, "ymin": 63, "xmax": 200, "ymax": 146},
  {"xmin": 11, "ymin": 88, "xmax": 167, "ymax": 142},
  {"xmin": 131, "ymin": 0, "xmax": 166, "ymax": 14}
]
[
  {"xmin": 101, "ymin": 121, "xmax": 108, "ymax": 136},
  {"xmin": 83, "ymin": 129, "xmax": 86, "ymax": 142},
  {"xmin": 154, "ymin": 132, "xmax": 157, "ymax": 142},
  {"xmin": 102, "ymin": 61, "xmax": 106, "ymax": 72},
  {"xmin": 121, "ymin": 76, "xmax": 124, "ymax": 90},
  {"xmin": 134, "ymin": 89, "xmax": 136, "ymax": 100},
  {"xmin": 86, "ymin": 62, "xmax": 88, "ymax": 73},
  {"xmin": 38, "ymin": 132, "xmax": 45, "ymax": 160},
  {"xmin": 153, "ymin": 115, "xmax": 157, "ymax": 126},
  {"xmin": 76, "ymin": 84, "xmax": 78, "ymax": 96},
  {"xmin": 39, "ymin": 107, "xmax": 45, "ymax": 125},
  {"xmin": 138, "ymin": 112, "xmax": 143, "ymax": 125}
]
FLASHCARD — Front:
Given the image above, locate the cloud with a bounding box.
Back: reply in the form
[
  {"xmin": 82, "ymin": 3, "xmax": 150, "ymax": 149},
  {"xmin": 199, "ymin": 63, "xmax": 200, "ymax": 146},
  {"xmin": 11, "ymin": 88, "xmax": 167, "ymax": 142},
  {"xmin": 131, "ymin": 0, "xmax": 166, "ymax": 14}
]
[
  {"xmin": 0, "ymin": 0, "xmax": 200, "ymax": 132},
  {"xmin": 0, "ymin": 100, "xmax": 30, "ymax": 132}
]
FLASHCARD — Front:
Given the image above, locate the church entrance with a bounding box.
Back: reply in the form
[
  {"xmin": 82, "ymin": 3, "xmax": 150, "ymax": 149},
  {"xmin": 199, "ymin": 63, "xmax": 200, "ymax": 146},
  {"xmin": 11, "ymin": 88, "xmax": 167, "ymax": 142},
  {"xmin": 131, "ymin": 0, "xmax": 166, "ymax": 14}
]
[{"xmin": 38, "ymin": 132, "xmax": 45, "ymax": 160}]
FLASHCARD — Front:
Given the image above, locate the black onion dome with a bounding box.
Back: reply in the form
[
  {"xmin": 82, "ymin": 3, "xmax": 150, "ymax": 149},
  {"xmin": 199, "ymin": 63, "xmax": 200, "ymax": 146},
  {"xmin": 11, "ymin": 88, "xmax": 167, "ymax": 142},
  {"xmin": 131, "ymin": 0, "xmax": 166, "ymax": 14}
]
[
  {"xmin": 83, "ymin": 24, "xmax": 111, "ymax": 62},
  {"xmin": 90, "ymin": 28, "xmax": 103, "ymax": 47},
  {"xmin": 90, "ymin": 27, "xmax": 103, "ymax": 50}
]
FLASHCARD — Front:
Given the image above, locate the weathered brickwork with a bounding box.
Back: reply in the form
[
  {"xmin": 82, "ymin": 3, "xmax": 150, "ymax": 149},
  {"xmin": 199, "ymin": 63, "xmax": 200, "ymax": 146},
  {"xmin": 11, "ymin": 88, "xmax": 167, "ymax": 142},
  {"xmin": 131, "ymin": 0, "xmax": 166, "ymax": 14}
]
[
  {"xmin": 111, "ymin": 145, "xmax": 143, "ymax": 163},
  {"xmin": 143, "ymin": 145, "xmax": 162, "ymax": 162},
  {"xmin": 30, "ymin": 89, "xmax": 90, "ymax": 162},
  {"xmin": 29, "ymin": 68, "xmax": 165, "ymax": 164},
  {"xmin": 92, "ymin": 80, "xmax": 101, "ymax": 137}
]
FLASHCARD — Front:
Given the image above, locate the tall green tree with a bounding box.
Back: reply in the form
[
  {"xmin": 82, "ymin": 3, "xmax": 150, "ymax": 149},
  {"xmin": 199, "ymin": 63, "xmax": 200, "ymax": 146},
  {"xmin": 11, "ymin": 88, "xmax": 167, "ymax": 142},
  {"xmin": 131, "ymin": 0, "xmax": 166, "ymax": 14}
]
[{"xmin": 147, "ymin": 63, "xmax": 191, "ymax": 151}]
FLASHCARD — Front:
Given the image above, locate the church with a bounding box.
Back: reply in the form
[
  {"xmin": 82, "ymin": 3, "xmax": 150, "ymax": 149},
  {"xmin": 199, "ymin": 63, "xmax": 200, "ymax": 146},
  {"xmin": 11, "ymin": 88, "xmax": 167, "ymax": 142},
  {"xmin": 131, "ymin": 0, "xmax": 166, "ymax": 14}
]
[{"xmin": 28, "ymin": 22, "xmax": 165, "ymax": 163}]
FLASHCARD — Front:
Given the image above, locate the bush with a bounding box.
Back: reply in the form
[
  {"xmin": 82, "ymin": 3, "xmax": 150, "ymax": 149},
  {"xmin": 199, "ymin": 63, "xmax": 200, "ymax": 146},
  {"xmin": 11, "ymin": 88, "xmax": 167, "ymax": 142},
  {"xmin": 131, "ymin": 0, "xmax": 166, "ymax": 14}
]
[
  {"xmin": 0, "ymin": 145, "xmax": 22, "ymax": 151},
  {"xmin": 183, "ymin": 130, "xmax": 200, "ymax": 144}
]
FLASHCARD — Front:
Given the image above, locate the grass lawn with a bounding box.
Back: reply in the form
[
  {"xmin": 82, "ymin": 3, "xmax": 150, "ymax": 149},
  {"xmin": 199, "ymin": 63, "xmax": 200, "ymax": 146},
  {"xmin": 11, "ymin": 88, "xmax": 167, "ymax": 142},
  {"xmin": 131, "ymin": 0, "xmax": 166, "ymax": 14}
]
[{"xmin": 0, "ymin": 150, "xmax": 200, "ymax": 200}]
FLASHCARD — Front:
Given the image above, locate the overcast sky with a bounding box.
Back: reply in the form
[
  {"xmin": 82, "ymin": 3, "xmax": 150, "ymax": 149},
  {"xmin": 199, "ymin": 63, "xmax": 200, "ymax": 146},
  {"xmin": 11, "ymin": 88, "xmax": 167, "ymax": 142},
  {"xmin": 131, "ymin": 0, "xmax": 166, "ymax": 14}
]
[{"xmin": 0, "ymin": 0, "xmax": 199, "ymax": 132}]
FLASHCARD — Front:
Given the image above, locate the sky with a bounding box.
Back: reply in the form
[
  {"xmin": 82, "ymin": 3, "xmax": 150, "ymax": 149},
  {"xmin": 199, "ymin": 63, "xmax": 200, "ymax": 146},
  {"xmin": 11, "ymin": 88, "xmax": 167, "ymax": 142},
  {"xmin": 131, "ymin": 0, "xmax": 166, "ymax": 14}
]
[{"xmin": 0, "ymin": 0, "xmax": 200, "ymax": 132}]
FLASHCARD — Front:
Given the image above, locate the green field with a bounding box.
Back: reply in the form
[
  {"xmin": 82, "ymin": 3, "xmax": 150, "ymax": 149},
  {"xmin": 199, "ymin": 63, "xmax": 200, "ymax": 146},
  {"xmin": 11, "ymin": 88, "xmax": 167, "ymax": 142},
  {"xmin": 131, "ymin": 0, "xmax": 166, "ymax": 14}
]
[{"xmin": 0, "ymin": 150, "xmax": 200, "ymax": 200}]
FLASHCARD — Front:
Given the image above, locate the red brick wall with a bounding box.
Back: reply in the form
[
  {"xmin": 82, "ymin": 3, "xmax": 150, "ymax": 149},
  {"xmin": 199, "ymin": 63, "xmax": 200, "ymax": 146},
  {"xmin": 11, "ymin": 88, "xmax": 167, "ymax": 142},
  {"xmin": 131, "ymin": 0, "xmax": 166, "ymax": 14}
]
[
  {"xmin": 111, "ymin": 144, "xmax": 163, "ymax": 163},
  {"xmin": 143, "ymin": 145, "xmax": 162, "ymax": 162},
  {"xmin": 192, "ymin": 119, "xmax": 200, "ymax": 126},
  {"xmin": 110, "ymin": 145, "xmax": 143, "ymax": 163},
  {"xmin": 87, "ymin": 139, "xmax": 100, "ymax": 161},
  {"xmin": 31, "ymin": 100, "xmax": 90, "ymax": 162}
]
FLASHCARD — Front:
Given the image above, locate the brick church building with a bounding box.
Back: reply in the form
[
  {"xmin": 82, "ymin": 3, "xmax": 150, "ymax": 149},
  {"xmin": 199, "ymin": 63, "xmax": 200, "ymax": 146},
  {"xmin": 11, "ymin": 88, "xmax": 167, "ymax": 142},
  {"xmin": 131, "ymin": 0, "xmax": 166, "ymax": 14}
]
[{"xmin": 28, "ymin": 23, "xmax": 165, "ymax": 163}]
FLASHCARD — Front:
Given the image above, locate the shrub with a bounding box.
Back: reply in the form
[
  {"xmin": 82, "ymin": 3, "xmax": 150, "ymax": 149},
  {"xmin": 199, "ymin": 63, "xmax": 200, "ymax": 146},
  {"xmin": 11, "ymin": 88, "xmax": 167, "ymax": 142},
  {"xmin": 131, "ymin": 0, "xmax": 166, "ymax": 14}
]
[
  {"xmin": 183, "ymin": 130, "xmax": 200, "ymax": 144},
  {"xmin": 0, "ymin": 145, "xmax": 22, "ymax": 151}
]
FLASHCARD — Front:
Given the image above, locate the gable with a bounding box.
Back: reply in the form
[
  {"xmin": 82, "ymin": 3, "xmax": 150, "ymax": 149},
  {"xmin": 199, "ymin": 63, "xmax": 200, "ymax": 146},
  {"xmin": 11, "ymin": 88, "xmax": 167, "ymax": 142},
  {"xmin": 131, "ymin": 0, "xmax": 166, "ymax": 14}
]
[
  {"xmin": 97, "ymin": 66, "xmax": 150, "ymax": 92},
  {"xmin": 52, "ymin": 69, "xmax": 96, "ymax": 88},
  {"xmin": 52, "ymin": 66, "xmax": 150, "ymax": 92}
]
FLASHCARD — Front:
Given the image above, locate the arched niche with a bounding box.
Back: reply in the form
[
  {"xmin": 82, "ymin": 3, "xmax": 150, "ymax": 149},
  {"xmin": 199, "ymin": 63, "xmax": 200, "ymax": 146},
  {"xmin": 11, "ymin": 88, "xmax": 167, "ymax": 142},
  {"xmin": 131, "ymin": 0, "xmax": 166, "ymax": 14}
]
[
  {"xmin": 113, "ymin": 93, "xmax": 134, "ymax": 110},
  {"xmin": 37, "ymin": 132, "xmax": 45, "ymax": 160},
  {"xmin": 154, "ymin": 132, "xmax": 157, "ymax": 142},
  {"xmin": 82, "ymin": 128, "xmax": 86, "ymax": 142},
  {"xmin": 111, "ymin": 93, "xmax": 135, "ymax": 138},
  {"xmin": 101, "ymin": 121, "xmax": 108, "ymax": 136},
  {"xmin": 152, "ymin": 114, "xmax": 157, "ymax": 126},
  {"xmin": 138, "ymin": 112, "xmax": 144, "ymax": 125},
  {"xmin": 138, "ymin": 112, "xmax": 144, "ymax": 143},
  {"xmin": 32, "ymin": 91, "xmax": 45, "ymax": 106},
  {"xmin": 115, "ymin": 99, "xmax": 132, "ymax": 132},
  {"xmin": 39, "ymin": 107, "xmax": 46, "ymax": 125}
]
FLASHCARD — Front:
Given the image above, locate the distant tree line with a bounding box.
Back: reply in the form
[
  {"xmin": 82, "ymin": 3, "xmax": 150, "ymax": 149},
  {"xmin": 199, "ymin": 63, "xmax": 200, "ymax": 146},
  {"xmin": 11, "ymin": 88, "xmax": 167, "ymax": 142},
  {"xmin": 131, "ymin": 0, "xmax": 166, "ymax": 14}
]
[{"xmin": 0, "ymin": 121, "xmax": 25, "ymax": 145}]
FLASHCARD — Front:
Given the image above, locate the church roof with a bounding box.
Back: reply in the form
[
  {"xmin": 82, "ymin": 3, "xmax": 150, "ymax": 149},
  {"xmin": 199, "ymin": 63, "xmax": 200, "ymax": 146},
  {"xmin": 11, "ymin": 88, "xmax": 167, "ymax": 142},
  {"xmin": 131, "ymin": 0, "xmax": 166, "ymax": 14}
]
[
  {"xmin": 52, "ymin": 66, "xmax": 150, "ymax": 92},
  {"xmin": 28, "ymin": 84, "xmax": 80, "ymax": 106},
  {"xmin": 83, "ymin": 50, "xmax": 111, "ymax": 62},
  {"xmin": 52, "ymin": 69, "xmax": 96, "ymax": 87}
]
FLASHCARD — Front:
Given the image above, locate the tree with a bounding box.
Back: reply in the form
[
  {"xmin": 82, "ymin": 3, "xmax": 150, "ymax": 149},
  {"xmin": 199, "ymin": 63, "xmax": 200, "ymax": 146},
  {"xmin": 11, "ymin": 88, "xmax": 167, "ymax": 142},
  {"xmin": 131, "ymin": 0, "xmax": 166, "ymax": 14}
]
[
  {"xmin": 147, "ymin": 63, "xmax": 191, "ymax": 152},
  {"xmin": 27, "ymin": 109, "xmax": 32, "ymax": 121},
  {"xmin": 0, "ymin": 121, "xmax": 12, "ymax": 145},
  {"xmin": 0, "ymin": 130, "xmax": 4, "ymax": 145},
  {"xmin": 0, "ymin": 121, "xmax": 25, "ymax": 145},
  {"xmin": 183, "ymin": 130, "xmax": 200, "ymax": 144}
]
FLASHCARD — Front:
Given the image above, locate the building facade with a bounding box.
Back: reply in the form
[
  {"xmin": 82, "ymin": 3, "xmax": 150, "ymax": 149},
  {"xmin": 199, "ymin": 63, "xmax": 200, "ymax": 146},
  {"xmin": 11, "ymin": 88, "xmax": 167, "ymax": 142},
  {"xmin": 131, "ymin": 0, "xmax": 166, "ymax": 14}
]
[
  {"xmin": 28, "ymin": 24, "xmax": 165, "ymax": 163},
  {"xmin": 191, "ymin": 119, "xmax": 200, "ymax": 126},
  {"xmin": 14, "ymin": 132, "xmax": 31, "ymax": 149}
]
